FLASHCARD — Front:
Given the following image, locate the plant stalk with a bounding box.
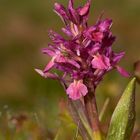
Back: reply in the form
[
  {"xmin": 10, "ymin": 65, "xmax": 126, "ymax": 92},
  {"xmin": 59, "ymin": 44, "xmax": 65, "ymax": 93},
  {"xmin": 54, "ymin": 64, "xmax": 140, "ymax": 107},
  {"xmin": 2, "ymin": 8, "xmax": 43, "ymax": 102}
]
[{"xmin": 84, "ymin": 88, "xmax": 102, "ymax": 140}]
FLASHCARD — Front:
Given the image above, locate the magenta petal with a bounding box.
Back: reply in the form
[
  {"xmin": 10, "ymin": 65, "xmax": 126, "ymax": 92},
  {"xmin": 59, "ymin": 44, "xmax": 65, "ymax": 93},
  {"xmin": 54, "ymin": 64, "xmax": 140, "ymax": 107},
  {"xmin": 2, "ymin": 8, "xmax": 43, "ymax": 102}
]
[
  {"xmin": 48, "ymin": 30, "xmax": 64, "ymax": 43},
  {"xmin": 35, "ymin": 69, "xmax": 44, "ymax": 77},
  {"xmin": 67, "ymin": 59, "xmax": 80, "ymax": 69},
  {"xmin": 68, "ymin": 0, "xmax": 74, "ymax": 10},
  {"xmin": 92, "ymin": 32, "xmax": 104, "ymax": 42},
  {"xmin": 55, "ymin": 55, "xmax": 80, "ymax": 69},
  {"xmin": 54, "ymin": 3, "xmax": 68, "ymax": 21},
  {"xmin": 66, "ymin": 80, "xmax": 88, "ymax": 100},
  {"xmin": 42, "ymin": 48, "xmax": 55, "ymax": 56},
  {"xmin": 55, "ymin": 55, "xmax": 66, "ymax": 63},
  {"xmin": 79, "ymin": 1, "xmax": 90, "ymax": 16},
  {"xmin": 116, "ymin": 66, "xmax": 130, "ymax": 77},
  {"xmin": 99, "ymin": 19, "xmax": 112, "ymax": 32},
  {"xmin": 68, "ymin": 0, "xmax": 80, "ymax": 24},
  {"xmin": 35, "ymin": 69, "xmax": 58, "ymax": 79},
  {"xmin": 113, "ymin": 52, "xmax": 125, "ymax": 64},
  {"xmin": 44, "ymin": 58, "xmax": 55, "ymax": 72},
  {"xmin": 62, "ymin": 27, "xmax": 72, "ymax": 36},
  {"xmin": 90, "ymin": 43, "xmax": 101, "ymax": 54},
  {"xmin": 92, "ymin": 55, "xmax": 110, "ymax": 70}
]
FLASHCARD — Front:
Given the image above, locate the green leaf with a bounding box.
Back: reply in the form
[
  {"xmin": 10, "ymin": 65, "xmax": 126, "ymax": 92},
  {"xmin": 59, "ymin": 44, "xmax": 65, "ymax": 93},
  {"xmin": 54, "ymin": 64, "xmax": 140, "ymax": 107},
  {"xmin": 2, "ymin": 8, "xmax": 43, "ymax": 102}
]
[{"xmin": 107, "ymin": 78, "xmax": 136, "ymax": 140}]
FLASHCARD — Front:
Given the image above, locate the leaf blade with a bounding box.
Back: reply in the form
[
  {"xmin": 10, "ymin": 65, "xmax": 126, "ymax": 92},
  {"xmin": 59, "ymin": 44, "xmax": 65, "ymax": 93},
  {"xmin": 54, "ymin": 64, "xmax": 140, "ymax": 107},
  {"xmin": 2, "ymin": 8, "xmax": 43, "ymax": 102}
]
[{"xmin": 107, "ymin": 78, "xmax": 136, "ymax": 140}]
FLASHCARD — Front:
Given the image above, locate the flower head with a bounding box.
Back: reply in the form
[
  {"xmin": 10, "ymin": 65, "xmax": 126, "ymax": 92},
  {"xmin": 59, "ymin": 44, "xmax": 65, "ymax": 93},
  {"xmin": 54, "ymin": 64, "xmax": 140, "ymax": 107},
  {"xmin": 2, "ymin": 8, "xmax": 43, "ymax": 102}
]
[{"xmin": 36, "ymin": 0, "xmax": 129, "ymax": 100}]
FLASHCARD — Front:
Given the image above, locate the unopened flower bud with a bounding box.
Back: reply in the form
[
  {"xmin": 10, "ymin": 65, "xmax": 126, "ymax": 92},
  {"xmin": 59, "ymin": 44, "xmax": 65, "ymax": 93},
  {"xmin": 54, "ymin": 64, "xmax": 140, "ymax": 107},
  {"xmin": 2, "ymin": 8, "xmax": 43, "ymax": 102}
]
[{"xmin": 134, "ymin": 60, "xmax": 140, "ymax": 83}]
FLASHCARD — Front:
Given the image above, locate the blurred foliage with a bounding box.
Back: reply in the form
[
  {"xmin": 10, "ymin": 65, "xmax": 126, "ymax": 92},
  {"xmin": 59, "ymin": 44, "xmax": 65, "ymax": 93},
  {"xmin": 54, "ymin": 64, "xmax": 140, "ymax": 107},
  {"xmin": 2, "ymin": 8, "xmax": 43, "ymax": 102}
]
[{"xmin": 0, "ymin": 0, "xmax": 140, "ymax": 139}]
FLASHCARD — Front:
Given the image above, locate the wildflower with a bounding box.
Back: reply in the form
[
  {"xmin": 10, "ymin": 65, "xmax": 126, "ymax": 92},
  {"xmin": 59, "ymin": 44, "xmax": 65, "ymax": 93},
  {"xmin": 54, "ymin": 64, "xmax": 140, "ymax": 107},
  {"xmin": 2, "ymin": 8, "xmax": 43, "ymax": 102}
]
[{"xmin": 36, "ymin": 0, "xmax": 129, "ymax": 100}]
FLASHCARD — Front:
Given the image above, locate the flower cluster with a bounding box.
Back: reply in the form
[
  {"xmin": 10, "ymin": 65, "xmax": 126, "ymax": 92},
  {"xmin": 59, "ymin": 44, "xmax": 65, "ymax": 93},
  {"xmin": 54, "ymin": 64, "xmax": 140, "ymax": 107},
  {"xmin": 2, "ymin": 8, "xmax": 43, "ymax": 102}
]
[{"xmin": 36, "ymin": 0, "xmax": 129, "ymax": 100}]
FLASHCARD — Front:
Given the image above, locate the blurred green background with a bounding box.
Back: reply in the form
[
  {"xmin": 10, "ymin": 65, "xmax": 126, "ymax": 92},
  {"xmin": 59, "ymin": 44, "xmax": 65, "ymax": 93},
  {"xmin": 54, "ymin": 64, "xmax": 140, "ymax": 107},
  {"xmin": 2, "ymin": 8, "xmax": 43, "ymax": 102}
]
[{"xmin": 0, "ymin": 0, "xmax": 140, "ymax": 139}]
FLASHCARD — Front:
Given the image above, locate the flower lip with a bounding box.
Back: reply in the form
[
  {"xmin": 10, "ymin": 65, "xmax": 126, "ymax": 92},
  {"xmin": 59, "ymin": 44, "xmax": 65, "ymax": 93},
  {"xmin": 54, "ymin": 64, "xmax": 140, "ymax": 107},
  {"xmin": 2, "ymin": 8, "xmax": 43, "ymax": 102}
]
[{"xmin": 66, "ymin": 80, "xmax": 88, "ymax": 100}]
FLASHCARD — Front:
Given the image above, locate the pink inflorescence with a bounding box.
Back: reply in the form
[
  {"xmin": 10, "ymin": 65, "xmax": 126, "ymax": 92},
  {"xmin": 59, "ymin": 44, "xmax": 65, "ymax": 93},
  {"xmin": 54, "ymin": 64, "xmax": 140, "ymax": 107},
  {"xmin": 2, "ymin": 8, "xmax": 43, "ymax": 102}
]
[{"xmin": 35, "ymin": 0, "xmax": 129, "ymax": 100}]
